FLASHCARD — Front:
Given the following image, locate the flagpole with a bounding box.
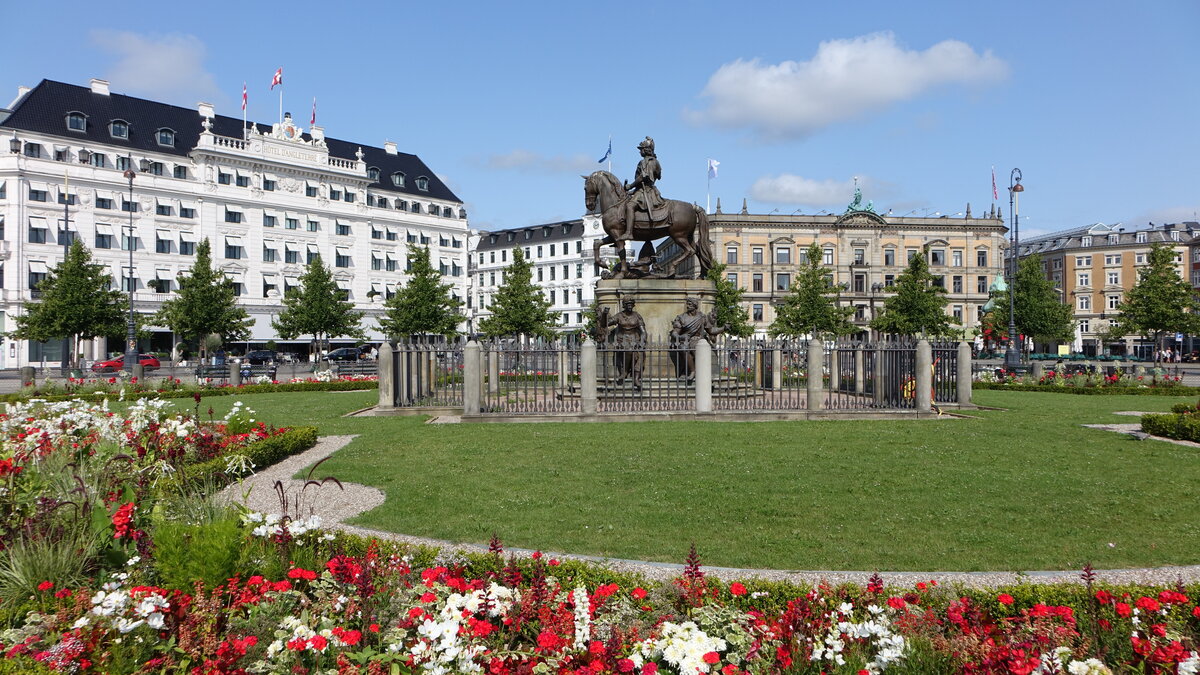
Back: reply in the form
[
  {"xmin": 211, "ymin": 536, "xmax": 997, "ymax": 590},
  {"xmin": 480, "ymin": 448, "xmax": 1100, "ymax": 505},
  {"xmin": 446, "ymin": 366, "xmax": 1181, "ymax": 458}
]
[
  {"xmin": 607, "ymin": 135, "xmax": 612, "ymax": 174},
  {"xmin": 242, "ymin": 83, "xmax": 247, "ymax": 139},
  {"xmin": 278, "ymin": 83, "xmax": 283, "ymax": 126}
]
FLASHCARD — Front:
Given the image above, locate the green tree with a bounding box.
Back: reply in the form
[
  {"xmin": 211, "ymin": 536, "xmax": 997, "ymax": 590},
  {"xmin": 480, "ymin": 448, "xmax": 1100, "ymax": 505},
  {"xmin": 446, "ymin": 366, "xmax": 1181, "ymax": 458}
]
[
  {"xmin": 377, "ymin": 245, "xmax": 462, "ymax": 340},
  {"xmin": 152, "ymin": 238, "xmax": 253, "ymax": 361},
  {"xmin": 1115, "ymin": 242, "xmax": 1200, "ymax": 365},
  {"xmin": 706, "ymin": 263, "xmax": 753, "ymax": 338},
  {"xmin": 478, "ymin": 248, "xmax": 559, "ymax": 340},
  {"xmin": 769, "ymin": 243, "xmax": 855, "ymax": 339},
  {"xmin": 870, "ymin": 247, "xmax": 957, "ymax": 338},
  {"xmin": 9, "ymin": 240, "xmax": 127, "ymax": 368},
  {"xmin": 989, "ymin": 254, "xmax": 1075, "ymax": 345},
  {"xmin": 272, "ymin": 256, "xmax": 365, "ymax": 356}
]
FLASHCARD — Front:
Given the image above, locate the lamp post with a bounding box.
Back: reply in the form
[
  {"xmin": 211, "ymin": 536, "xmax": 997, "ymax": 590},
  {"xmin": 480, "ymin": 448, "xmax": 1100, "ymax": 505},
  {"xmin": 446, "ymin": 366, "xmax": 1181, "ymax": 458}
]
[
  {"xmin": 1004, "ymin": 168, "xmax": 1024, "ymax": 371},
  {"xmin": 60, "ymin": 169, "xmax": 72, "ymax": 375},
  {"xmin": 122, "ymin": 158, "xmax": 141, "ymax": 371}
]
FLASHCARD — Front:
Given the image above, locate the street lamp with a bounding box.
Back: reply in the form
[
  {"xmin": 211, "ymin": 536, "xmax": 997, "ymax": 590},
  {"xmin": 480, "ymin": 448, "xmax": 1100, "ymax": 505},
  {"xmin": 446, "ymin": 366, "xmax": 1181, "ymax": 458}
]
[
  {"xmin": 1004, "ymin": 169, "xmax": 1024, "ymax": 371},
  {"xmin": 122, "ymin": 157, "xmax": 149, "ymax": 371}
]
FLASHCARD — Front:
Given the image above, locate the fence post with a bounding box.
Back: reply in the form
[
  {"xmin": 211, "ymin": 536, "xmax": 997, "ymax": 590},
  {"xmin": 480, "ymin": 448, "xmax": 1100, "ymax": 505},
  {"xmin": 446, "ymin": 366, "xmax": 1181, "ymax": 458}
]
[
  {"xmin": 696, "ymin": 339, "xmax": 713, "ymax": 413},
  {"xmin": 487, "ymin": 348, "xmax": 500, "ymax": 395},
  {"xmin": 558, "ymin": 344, "xmax": 568, "ymax": 389},
  {"xmin": 771, "ymin": 345, "xmax": 782, "ymax": 390},
  {"xmin": 874, "ymin": 344, "xmax": 886, "ymax": 406},
  {"xmin": 957, "ymin": 341, "xmax": 973, "ymax": 406},
  {"xmin": 829, "ymin": 346, "xmax": 841, "ymax": 391},
  {"xmin": 463, "ymin": 340, "xmax": 481, "ymax": 415},
  {"xmin": 581, "ymin": 337, "xmax": 597, "ymax": 415},
  {"xmin": 916, "ymin": 339, "xmax": 932, "ymax": 413},
  {"xmin": 378, "ymin": 341, "xmax": 395, "ymax": 409},
  {"xmin": 854, "ymin": 345, "xmax": 865, "ymax": 394},
  {"xmin": 227, "ymin": 362, "xmax": 240, "ymax": 387},
  {"xmin": 807, "ymin": 337, "xmax": 823, "ymax": 412}
]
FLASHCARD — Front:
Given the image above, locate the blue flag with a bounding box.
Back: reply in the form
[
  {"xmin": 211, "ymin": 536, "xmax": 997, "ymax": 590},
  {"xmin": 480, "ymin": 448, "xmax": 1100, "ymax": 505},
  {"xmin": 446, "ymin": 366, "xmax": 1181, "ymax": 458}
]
[{"xmin": 598, "ymin": 138, "xmax": 611, "ymax": 164}]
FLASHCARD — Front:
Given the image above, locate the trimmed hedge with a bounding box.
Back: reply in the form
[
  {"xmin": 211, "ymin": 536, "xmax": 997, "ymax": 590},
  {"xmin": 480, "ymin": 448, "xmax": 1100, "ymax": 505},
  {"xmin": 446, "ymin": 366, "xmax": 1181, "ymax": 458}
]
[
  {"xmin": 973, "ymin": 382, "xmax": 1199, "ymax": 396},
  {"xmin": 176, "ymin": 425, "xmax": 319, "ymax": 487},
  {"xmin": 0, "ymin": 379, "xmax": 377, "ymax": 405},
  {"xmin": 1140, "ymin": 412, "xmax": 1200, "ymax": 443}
]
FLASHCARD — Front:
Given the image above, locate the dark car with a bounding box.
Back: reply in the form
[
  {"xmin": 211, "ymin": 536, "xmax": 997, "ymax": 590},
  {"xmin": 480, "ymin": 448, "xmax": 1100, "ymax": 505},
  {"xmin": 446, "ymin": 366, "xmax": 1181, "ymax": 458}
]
[
  {"xmin": 240, "ymin": 350, "xmax": 277, "ymax": 365},
  {"xmin": 91, "ymin": 354, "xmax": 161, "ymax": 374},
  {"xmin": 321, "ymin": 347, "xmax": 363, "ymax": 362}
]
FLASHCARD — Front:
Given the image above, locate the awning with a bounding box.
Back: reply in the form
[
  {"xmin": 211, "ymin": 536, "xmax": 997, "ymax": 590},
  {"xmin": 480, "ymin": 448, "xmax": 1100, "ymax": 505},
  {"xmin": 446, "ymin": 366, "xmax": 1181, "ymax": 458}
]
[
  {"xmin": 155, "ymin": 269, "xmax": 172, "ymax": 280},
  {"xmin": 285, "ymin": 242, "xmax": 299, "ymax": 252},
  {"xmin": 307, "ymin": 244, "xmax": 319, "ymax": 254},
  {"xmin": 156, "ymin": 229, "xmax": 172, "ymax": 240},
  {"xmin": 225, "ymin": 235, "xmax": 243, "ymax": 247},
  {"xmin": 371, "ymin": 282, "xmax": 383, "ymax": 294},
  {"xmin": 385, "ymin": 226, "xmax": 399, "ymax": 235},
  {"xmin": 95, "ymin": 224, "xmax": 114, "ymax": 236},
  {"xmin": 262, "ymin": 273, "xmax": 278, "ymax": 282},
  {"xmin": 385, "ymin": 251, "xmax": 397, "ymax": 261},
  {"xmin": 335, "ymin": 246, "xmax": 350, "ymax": 255},
  {"xmin": 28, "ymin": 217, "xmax": 47, "ymax": 229},
  {"xmin": 335, "ymin": 278, "xmax": 351, "ymax": 290},
  {"xmin": 284, "ymin": 275, "xmax": 300, "ymax": 285},
  {"xmin": 121, "ymin": 265, "xmax": 137, "ymax": 276},
  {"xmin": 29, "ymin": 261, "xmax": 48, "ymax": 274},
  {"xmin": 59, "ymin": 218, "xmax": 77, "ymax": 232},
  {"xmin": 178, "ymin": 230, "xmax": 197, "ymax": 242}
]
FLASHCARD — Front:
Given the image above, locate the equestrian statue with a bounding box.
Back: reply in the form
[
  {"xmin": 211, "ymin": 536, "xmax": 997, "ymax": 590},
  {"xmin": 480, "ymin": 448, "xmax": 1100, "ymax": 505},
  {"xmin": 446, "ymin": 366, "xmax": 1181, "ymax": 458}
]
[{"xmin": 583, "ymin": 137, "xmax": 713, "ymax": 279}]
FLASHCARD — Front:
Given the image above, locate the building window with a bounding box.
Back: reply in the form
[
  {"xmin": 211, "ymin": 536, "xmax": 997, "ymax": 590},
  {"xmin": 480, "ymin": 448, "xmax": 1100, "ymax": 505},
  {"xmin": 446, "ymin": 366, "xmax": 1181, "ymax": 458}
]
[
  {"xmin": 977, "ymin": 250, "xmax": 988, "ymax": 267},
  {"xmin": 1136, "ymin": 253, "xmax": 1146, "ymax": 264},
  {"xmin": 99, "ymin": 198, "xmax": 115, "ymax": 211},
  {"xmin": 335, "ymin": 252, "xmax": 351, "ymax": 268},
  {"xmin": 537, "ymin": 245, "xmax": 543, "ymax": 258},
  {"xmin": 153, "ymin": 278, "xmax": 172, "ymax": 294},
  {"xmin": 157, "ymin": 129, "xmax": 175, "ymax": 146},
  {"xmin": 726, "ymin": 272, "xmax": 737, "ymax": 287},
  {"xmin": 64, "ymin": 112, "xmax": 87, "ymax": 132},
  {"xmin": 285, "ymin": 218, "xmax": 298, "ymax": 230},
  {"xmin": 752, "ymin": 247, "xmax": 763, "ymax": 265},
  {"xmin": 775, "ymin": 247, "xmax": 791, "ymax": 264},
  {"xmin": 371, "ymin": 228, "xmax": 382, "ymax": 240},
  {"xmin": 367, "ymin": 167, "xmax": 380, "ymax": 181},
  {"xmin": 752, "ymin": 273, "xmax": 763, "ymax": 292},
  {"xmin": 28, "ymin": 188, "xmax": 48, "ymax": 202},
  {"xmin": 725, "ymin": 246, "xmax": 737, "ymax": 264},
  {"xmin": 548, "ymin": 243, "xmax": 555, "ymax": 256},
  {"xmin": 932, "ymin": 275, "xmax": 945, "ymax": 288},
  {"xmin": 28, "ymin": 223, "xmax": 47, "ymax": 244},
  {"xmin": 1108, "ymin": 295, "xmax": 1121, "ymax": 310},
  {"xmin": 853, "ymin": 248, "xmax": 865, "ymax": 265},
  {"xmin": 173, "ymin": 165, "xmax": 187, "ymax": 179},
  {"xmin": 823, "ymin": 248, "xmax": 834, "ymax": 265},
  {"xmin": 231, "ymin": 282, "xmax": 244, "ymax": 297},
  {"xmin": 285, "ymin": 248, "xmax": 299, "ymax": 264},
  {"xmin": 1106, "ymin": 254, "xmax": 1123, "ymax": 265},
  {"xmin": 235, "ymin": 174, "xmax": 250, "ymax": 188},
  {"xmin": 307, "ymin": 220, "xmax": 319, "ymax": 232},
  {"xmin": 218, "ymin": 172, "xmax": 232, "ymax": 185},
  {"xmin": 23, "ymin": 143, "xmax": 42, "ymax": 158},
  {"xmin": 1107, "ymin": 271, "xmax": 1119, "ymax": 285},
  {"xmin": 371, "ymin": 256, "xmax": 382, "ymax": 271},
  {"xmin": 1075, "ymin": 255, "xmax": 1092, "ymax": 267},
  {"xmin": 179, "ymin": 240, "xmax": 195, "ymax": 255},
  {"xmin": 336, "ymin": 222, "xmax": 351, "ymax": 236},
  {"xmin": 155, "ymin": 203, "xmax": 172, "ymax": 216},
  {"xmin": 1081, "ymin": 236, "xmax": 1092, "ymax": 247},
  {"xmin": 416, "ymin": 176, "xmax": 429, "ymax": 191},
  {"xmin": 775, "ymin": 273, "xmax": 791, "ymax": 291},
  {"xmin": 224, "ymin": 210, "xmax": 243, "ymax": 224},
  {"xmin": 147, "ymin": 162, "xmax": 164, "ymax": 176},
  {"xmin": 155, "ymin": 236, "xmax": 171, "ymax": 254},
  {"xmin": 121, "ymin": 233, "xmax": 138, "ymax": 251},
  {"xmin": 344, "ymin": 191, "xmax": 355, "ymax": 203},
  {"xmin": 1078, "ymin": 272, "xmax": 1090, "ymax": 287},
  {"xmin": 306, "ymin": 184, "xmax": 319, "ymax": 197},
  {"xmin": 307, "ymin": 248, "xmax": 320, "ymax": 264},
  {"xmin": 952, "ymin": 275, "xmax": 963, "ymax": 293},
  {"xmin": 225, "ymin": 241, "xmax": 243, "ymax": 259},
  {"xmin": 95, "ymin": 233, "xmax": 112, "ymax": 249},
  {"xmin": 952, "ymin": 305, "xmax": 963, "ymax": 321},
  {"xmin": 884, "ymin": 249, "xmax": 895, "ymax": 266},
  {"xmin": 263, "ymin": 245, "xmax": 277, "ymax": 263},
  {"xmin": 930, "ymin": 249, "xmax": 946, "ymax": 266},
  {"xmin": 109, "ymin": 120, "xmax": 129, "ymax": 139},
  {"xmin": 752, "ymin": 304, "xmax": 764, "ymax": 322},
  {"xmin": 386, "ymin": 229, "xmax": 398, "ymax": 241},
  {"xmin": 90, "ymin": 153, "xmax": 107, "ymax": 168},
  {"xmin": 1078, "ymin": 294, "xmax": 1091, "ymax": 311},
  {"xmin": 1136, "ymin": 232, "xmax": 1147, "ymax": 244},
  {"xmin": 329, "ymin": 189, "xmax": 342, "ymax": 201},
  {"xmin": 950, "ymin": 250, "xmax": 962, "ymax": 267},
  {"xmin": 262, "ymin": 214, "xmax": 277, "ymax": 228},
  {"xmin": 263, "ymin": 178, "xmax": 276, "ymax": 191},
  {"xmin": 391, "ymin": 172, "xmax": 405, "ymax": 187}
]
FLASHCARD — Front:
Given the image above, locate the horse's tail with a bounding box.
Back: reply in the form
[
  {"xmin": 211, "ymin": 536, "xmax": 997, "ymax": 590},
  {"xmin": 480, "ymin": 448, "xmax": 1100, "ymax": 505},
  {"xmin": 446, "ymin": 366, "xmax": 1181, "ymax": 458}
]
[{"xmin": 693, "ymin": 205, "xmax": 714, "ymax": 277}]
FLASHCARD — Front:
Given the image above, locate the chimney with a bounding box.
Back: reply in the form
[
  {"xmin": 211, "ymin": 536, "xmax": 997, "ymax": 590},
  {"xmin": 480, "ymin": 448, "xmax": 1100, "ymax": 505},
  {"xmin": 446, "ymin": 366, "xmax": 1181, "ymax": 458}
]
[
  {"xmin": 197, "ymin": 102, "xmax": 214, "ymax": 119},
  {"xmin": 8, "ymin": 86, "xmax": 31, "ymax": 109},
  {"xmin": 383, "ymin": 141, "xmax": 398, "ymax": 155},
  {"xmin": 90, "ymin": 79, "xmax": 110, "ymax": 96}
]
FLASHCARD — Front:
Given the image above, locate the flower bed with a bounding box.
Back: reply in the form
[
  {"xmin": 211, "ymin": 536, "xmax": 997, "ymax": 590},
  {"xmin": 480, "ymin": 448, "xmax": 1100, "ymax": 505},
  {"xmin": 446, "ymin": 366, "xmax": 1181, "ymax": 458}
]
[
  {"xmin": 975, "ymin": 368, "xmax": 1195, "ymax": 396},
  {"xmin": 1, "ymin": 375, "xmax": 378, "ymax": 405}
]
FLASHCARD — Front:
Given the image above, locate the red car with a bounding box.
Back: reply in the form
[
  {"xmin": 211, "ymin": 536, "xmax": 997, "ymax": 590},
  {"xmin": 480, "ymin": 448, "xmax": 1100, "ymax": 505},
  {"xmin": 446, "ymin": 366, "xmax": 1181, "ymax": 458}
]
[{"xmin": 91, "ymin": 354, "xmax": 161, "ymax": 374}]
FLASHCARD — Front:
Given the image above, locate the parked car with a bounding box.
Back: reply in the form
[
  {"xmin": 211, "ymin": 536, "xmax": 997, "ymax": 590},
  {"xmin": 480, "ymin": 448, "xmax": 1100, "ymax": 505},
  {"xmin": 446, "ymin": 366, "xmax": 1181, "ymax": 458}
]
[
  {"xmin": 322, "ymin": 347, "xmax": 363, "ymax": 362},
  {"xmin": 91, "ymin": 354, "xmax": 161, "ymax": 374},
  {"xmin": 239, "ymin": 349, "xmax": 277, "ymax": 365}
]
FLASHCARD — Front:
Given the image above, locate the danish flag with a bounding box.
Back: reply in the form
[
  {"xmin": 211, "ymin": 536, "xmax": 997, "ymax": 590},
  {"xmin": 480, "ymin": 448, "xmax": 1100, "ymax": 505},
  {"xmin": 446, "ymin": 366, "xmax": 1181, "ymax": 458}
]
[{"xmin": 270, "ymin": 68, "xmax": 283, "ymax": 89}]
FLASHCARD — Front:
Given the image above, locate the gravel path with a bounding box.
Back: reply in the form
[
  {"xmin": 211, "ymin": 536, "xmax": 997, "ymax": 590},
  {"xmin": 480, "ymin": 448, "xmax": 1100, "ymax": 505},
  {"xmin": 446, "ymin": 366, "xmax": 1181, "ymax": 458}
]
[{"xmin": 221, "ymin": 432, "xmax": 1200, "ymax": 590}]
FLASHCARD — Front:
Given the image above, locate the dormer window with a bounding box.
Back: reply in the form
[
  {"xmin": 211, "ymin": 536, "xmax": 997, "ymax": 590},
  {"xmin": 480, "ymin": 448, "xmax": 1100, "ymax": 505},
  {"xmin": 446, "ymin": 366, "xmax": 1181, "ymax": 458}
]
[
  {"xmin": 367, "ymin": 167, "xmax": 380, "ymax": 181},
  {"xmin": 1081, "ymin": 236, "xmax": 1092, "ymax": 247},
  {"xmin": 156, "ymin": 128, "xmax": 175, "ymax": 147},
  {"xmin": 416, "ymin": 176, "xmax": 429, "ymax": 191},
  {"xmin": 1136, "ymin": 232, "xmax": 1147, "ymax": 244},
  {"xmin": 110, "ymin": 120, "xmax": 129, "ymax": 139},
  {"xmin": 391, "ymin": 172, "xmax": 405, "ymax": 187},
  {"xmin": 65, "ymin": 112, "xmax": 87, "ymax": 132}
]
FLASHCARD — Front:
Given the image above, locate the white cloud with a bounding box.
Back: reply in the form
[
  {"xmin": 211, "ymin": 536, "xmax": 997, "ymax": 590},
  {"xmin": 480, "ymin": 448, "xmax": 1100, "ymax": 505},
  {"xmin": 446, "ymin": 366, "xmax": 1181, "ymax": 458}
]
[
  {"xmin": 750, "ymin": 174, "xmax": 857, "ymax": 206},
  {"xmin": 91, "ymin": 30, "xmax": 223, "ymax": 107},
  {"xmin": 687, "ymin": 32, "xmax": 1008, "ymax": 140},
  {"xmin": 484, "ymin": 150, "xmax": 598, "ymax": 173},
  {"xmin": 1126, "ymin": 206, "xmax": 1200, "ymax": 227}
]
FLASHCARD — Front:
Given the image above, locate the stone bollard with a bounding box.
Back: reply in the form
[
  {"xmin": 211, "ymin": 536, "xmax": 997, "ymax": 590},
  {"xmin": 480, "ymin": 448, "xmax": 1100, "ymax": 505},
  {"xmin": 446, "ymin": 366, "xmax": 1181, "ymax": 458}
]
[
  {"xmin": 1135, "ymin": 365, "xmax": 1145, "ymax": 378},
  {"xmin": 807, "ymin": 337, "xmax": 823, "ymax": 412},
  {"xmin": 463, "ymin": 341, "xmax": 481, "ymax": 415},
  {"xmin": 916, "ymin": 339, "xmax": 932, "ymax": 413},
  {"xmin": 854, "ymin": 346, "xmax": 865, "ymax": 395},
  {"xmin": 581, "ymin": 338, "xmax": 597, "ymax": 415},
  {"xmin": 227, "ymin": 362, "xmax": 240, "ymax": 387},
  {"xmin": 1031, "ymin": 361, "xmax": 1045, "ymax": 380},
  {"xmin": 957, "ymin": 341, "xmax": 973, "ymax": 406},
  {"xmin": 557, "ymin": 347, "xmax": 568, "ymax": 389},
  {"xmin": 487, "ymin": 350, "xmax": 500, "ymax": 395},
  {"xmin": 873, "ymin": 345, "xmax": 886, "ymax": 406},
  {"xmin": 132, "ymin": 363, "xmax": 145, "ymax": 382},
  {"xmin": 695, "ymin": 340, "xmax": 713, "ymax": 413},
  {"xmin": 378, "ymin": 341, "xmax": 395, "ymax": 409},
  {"xmin": 771, "ymin": 346, "xmax": 782, "ymax": 390},
  {"xmin": 19, "ymin": 366, "xmax": 34, "ymax": 386}
]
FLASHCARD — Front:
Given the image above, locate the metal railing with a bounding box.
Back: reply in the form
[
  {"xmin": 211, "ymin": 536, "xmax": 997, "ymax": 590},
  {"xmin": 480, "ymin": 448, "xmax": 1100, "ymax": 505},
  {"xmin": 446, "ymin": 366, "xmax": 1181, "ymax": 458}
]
[
  {"xmin": 390, "ymin": 342, "xmax": 465, "ymax": 407},
  {"xmin": 480, "ymin": 340, "xmax": 581, "ymax": 415},
  {"xmin": 596, "ymin": 341, "xmax": 696, "ymax": 413},
  {"xmin": 710, "ymin": 340, "xmax": 808, "ymax": 411}
]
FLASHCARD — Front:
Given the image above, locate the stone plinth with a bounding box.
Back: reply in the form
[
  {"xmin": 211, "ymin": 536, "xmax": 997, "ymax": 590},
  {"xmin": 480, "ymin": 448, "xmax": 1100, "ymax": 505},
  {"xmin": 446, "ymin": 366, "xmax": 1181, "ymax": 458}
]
[{"xmin": 594, "ymin": 279, "xmax": 717, "ymax": 341}]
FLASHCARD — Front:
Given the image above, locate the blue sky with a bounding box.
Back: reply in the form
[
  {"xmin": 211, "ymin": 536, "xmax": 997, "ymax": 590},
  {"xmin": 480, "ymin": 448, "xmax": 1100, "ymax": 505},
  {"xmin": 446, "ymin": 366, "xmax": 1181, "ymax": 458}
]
[{"xmin": 3, "ymin": 1, "xmax": 1197, "ymax": 238}]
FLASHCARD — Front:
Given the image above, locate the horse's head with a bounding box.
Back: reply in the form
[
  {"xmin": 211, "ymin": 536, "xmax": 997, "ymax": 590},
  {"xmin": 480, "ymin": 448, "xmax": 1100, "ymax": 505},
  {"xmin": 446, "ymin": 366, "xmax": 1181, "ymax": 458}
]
[
  {"xmin": 582, "ymin": 170, "xmax": 619, "ymax": 212},
  {"xmin": 582, "ymin": 171, "xmax": 601, "ymax": 212}
]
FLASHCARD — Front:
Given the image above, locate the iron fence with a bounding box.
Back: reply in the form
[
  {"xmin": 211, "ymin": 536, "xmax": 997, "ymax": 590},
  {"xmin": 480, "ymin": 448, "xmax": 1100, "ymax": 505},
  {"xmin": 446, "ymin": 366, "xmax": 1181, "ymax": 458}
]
[
  {"xmin": 710, "ymin": 339, "xmax": 808, "ymax": 411},
  {"xmin": 481, "ymin": 340, "xmax": 581, "ymax": 415},
  {"xmin": 596, "ymin": 341, "xmax": 697, "ymax": 413},
  {"xmin": 931, "ymin": 342, "xmax": 959, "ymax": 403},
  {"xmin": 391, "ymin": 342, "xmax": 465, "ymax": 408}
]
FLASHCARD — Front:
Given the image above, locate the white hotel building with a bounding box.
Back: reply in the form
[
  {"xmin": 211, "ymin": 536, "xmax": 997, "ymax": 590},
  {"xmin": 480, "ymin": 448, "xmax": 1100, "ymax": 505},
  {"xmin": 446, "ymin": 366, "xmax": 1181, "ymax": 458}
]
[{"xmin": 0, "ymin": 78, "xmax": 469, "ymax": 367}]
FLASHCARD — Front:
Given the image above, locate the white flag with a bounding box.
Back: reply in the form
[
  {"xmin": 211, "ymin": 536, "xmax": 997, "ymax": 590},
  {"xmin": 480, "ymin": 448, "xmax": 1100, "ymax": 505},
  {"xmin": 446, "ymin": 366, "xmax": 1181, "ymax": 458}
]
[{"xmin": 707, "ymin": 158, "xmax": 720, "ymax": 179}]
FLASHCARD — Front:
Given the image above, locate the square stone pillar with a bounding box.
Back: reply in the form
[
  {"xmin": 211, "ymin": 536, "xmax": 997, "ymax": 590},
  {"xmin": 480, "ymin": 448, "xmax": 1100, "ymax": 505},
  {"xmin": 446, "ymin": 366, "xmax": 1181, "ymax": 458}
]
[
  {"xmin": 463, "ymin": 341, "xmax": 481, "ymax": 415},
  {"xmin": 695, "ymin": 339, "xmax": 713, "ymax": 413},
  {"xmin": 916, "ymin": 339, "xmax": 932, "ymax": 413},
  {"xmin": 378, "ymin": 341, "xmax": 395, "ymax": 409},
  {"xmin": 807, "ymin": 337, "xmax": 823, "ymax": 412}
]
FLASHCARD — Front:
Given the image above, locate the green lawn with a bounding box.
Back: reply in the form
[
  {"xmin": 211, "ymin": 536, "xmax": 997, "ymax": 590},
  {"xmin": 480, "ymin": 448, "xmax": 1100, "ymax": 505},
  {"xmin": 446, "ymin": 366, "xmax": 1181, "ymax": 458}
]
[{"xmin": 185, "ymin": 390, "xmax": 1200, "ymax": 572}]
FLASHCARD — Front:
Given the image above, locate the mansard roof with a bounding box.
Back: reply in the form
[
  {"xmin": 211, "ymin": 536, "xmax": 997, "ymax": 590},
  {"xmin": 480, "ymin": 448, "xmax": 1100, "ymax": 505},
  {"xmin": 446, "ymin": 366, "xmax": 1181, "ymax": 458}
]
[
  {"xmin": 0, "ymin": 79, "xmax": 460, "ymax": 203},
  {"xmin": 475, "ymin": 219, "xmax": 583, "ymax": 251}
]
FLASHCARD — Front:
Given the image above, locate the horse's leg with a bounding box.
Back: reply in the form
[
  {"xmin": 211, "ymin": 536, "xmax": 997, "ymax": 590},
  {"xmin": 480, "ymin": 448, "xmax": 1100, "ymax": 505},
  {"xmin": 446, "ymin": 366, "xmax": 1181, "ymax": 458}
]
[{"xmin": 593, "ymin": 235, "xmax": 607, "ymax": 277}]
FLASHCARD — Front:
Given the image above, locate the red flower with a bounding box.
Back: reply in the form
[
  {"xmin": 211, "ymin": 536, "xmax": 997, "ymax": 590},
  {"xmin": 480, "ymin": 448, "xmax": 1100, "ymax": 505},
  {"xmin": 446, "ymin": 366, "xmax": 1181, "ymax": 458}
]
[
  {"xmin": 308, "ymin": 634, "xmax": 328, "ymax": 651},
  {"xmin": 642, "ymin": 664, "xmax": 658, "ymax": 675},
  {"xmin": 286, "ymin": 568, "xmax": 318, "ymax": 581},
  {"xmin": 886, "ymin": 597, "xmax": 906, "ymax": 610},
  {"xmin": 420, "ymin": 591, "xmax": 437, "ymax": 603},
  {"xmin": 702, "ymin": 651, "xmax": 720, "ymax": 665},
  {"xmin": 1135, "ymin": 596, "xmax": 1161, "ymax": 613},
  {"xmin": 112, "ymin": 502, "xmax": 136, "ymax": 539},
  {"xmin": 549, "ymin": 559, "xmax": 560, "ymax": 566},
  {"xmin": 595, "ymin": 583, "xmax": 618, "ymax": 598},
  {"xmin": 37, "ymin": 581, "xmax": 53, "ymax": 592},
  {"xmin": 1115, "ymin": 602, "xmax": 1132, "ymax": 617},
  {"xmin": 1095, "ymin": 590, "xmax": 1114, "ymax": 604},
  {"xmin": 997, "ymin": 593, "xmax": 1014, "ymax": 605},
  {"xmin": 536, "ymin": 630, "xmax": 562, "ymax": 651},
  {"xmin": 531, "ymin": 551, "xmax": 542, "ymax": 560},
  {"xmin": 631, "ymin": 587, "xmax": 647, "ymax": 600},
  {"xmin": 617, "ymin": 659, "xmax": 635, "ymax": 673},
  {"xmin": 729, "ymin": 582, "xmax": 747, "ymax": 596},
  {"xmin": 915, "ymin": 582, "xmax": 927, "ymax": 591},
  {"xmin": 54, "ymin": 589, "xmax": 72, "ymax": 599},
  {"xmin": 369, "ymin": 623, "xmax": 380, "ymax": 633}
]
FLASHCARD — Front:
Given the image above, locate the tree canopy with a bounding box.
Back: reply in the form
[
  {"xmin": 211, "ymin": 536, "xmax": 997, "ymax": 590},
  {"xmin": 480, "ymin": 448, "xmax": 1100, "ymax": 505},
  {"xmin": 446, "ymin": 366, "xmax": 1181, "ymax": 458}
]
[
  {"xmin": 272, "ymin": 256, "xmax": 365, "ymax": 353},
  {"xmin": 706, "ymin": 263, "xmax": 754, "ymax": 338},
  {"xmin": 9, "ymin": 240, "xmax": 127, "ymax": 366},
  {"xmin": 152, "ymin": 239, "xmax": 252, "ymax": 357},
  {"xmin": 377, "ymin": 245, "xmax": 462, "ymax": 339},
  {"xmin": 1115, "ymin": 242, "xmax": 1200, "ymax": 363},
  {"xmin": 989, "ymin": 253, "xmax": 1075, "ymax": 344},
  {"xmin": 478, "ymin": 247, "xmax": 559, "ymax": 340},
  {"xmin": 870, "ymin": 247, "xmax": 958, "ymax": 338},
  {"xmin": 769, "ymin": 243, "xmax": 855, "ymax": 339}
]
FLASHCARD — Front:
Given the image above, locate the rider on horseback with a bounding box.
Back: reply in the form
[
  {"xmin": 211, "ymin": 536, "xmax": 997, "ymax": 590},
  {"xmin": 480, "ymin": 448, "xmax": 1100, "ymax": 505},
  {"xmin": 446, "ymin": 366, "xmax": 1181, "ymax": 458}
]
[{"xmin": 621, "ymin": 137, "xmax": 664, "ymax": 241}]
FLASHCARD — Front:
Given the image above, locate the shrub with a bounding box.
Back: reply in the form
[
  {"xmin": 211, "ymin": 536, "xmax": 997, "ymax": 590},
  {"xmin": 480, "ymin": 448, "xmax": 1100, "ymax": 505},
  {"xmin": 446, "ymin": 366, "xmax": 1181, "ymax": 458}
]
[
  {"xmin": 176, "ymin": 426, "xmax": 319, "ymax": 488},
  {"xmin": 152, "ymin": 515, "xmax": 244, "ymax": 592}
]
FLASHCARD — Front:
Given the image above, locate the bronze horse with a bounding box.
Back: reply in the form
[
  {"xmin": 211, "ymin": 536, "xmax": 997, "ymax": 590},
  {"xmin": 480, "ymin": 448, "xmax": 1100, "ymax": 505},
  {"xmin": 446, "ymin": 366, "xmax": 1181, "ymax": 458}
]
[{"xmin": 583, "ymin": 170, "xmax": 714, "ymax": 279}]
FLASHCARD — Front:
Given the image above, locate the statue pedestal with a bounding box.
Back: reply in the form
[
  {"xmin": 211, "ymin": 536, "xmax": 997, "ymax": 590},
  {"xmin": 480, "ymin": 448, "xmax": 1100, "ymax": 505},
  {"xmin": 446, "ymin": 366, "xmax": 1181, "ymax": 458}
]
[
  {"xmin": 594, "ymin": 279, "xmax": 716, "ymax": 341},
  {"xmin": 594, "ymin": 279, "xmax": 717, "ymax": 381}
]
